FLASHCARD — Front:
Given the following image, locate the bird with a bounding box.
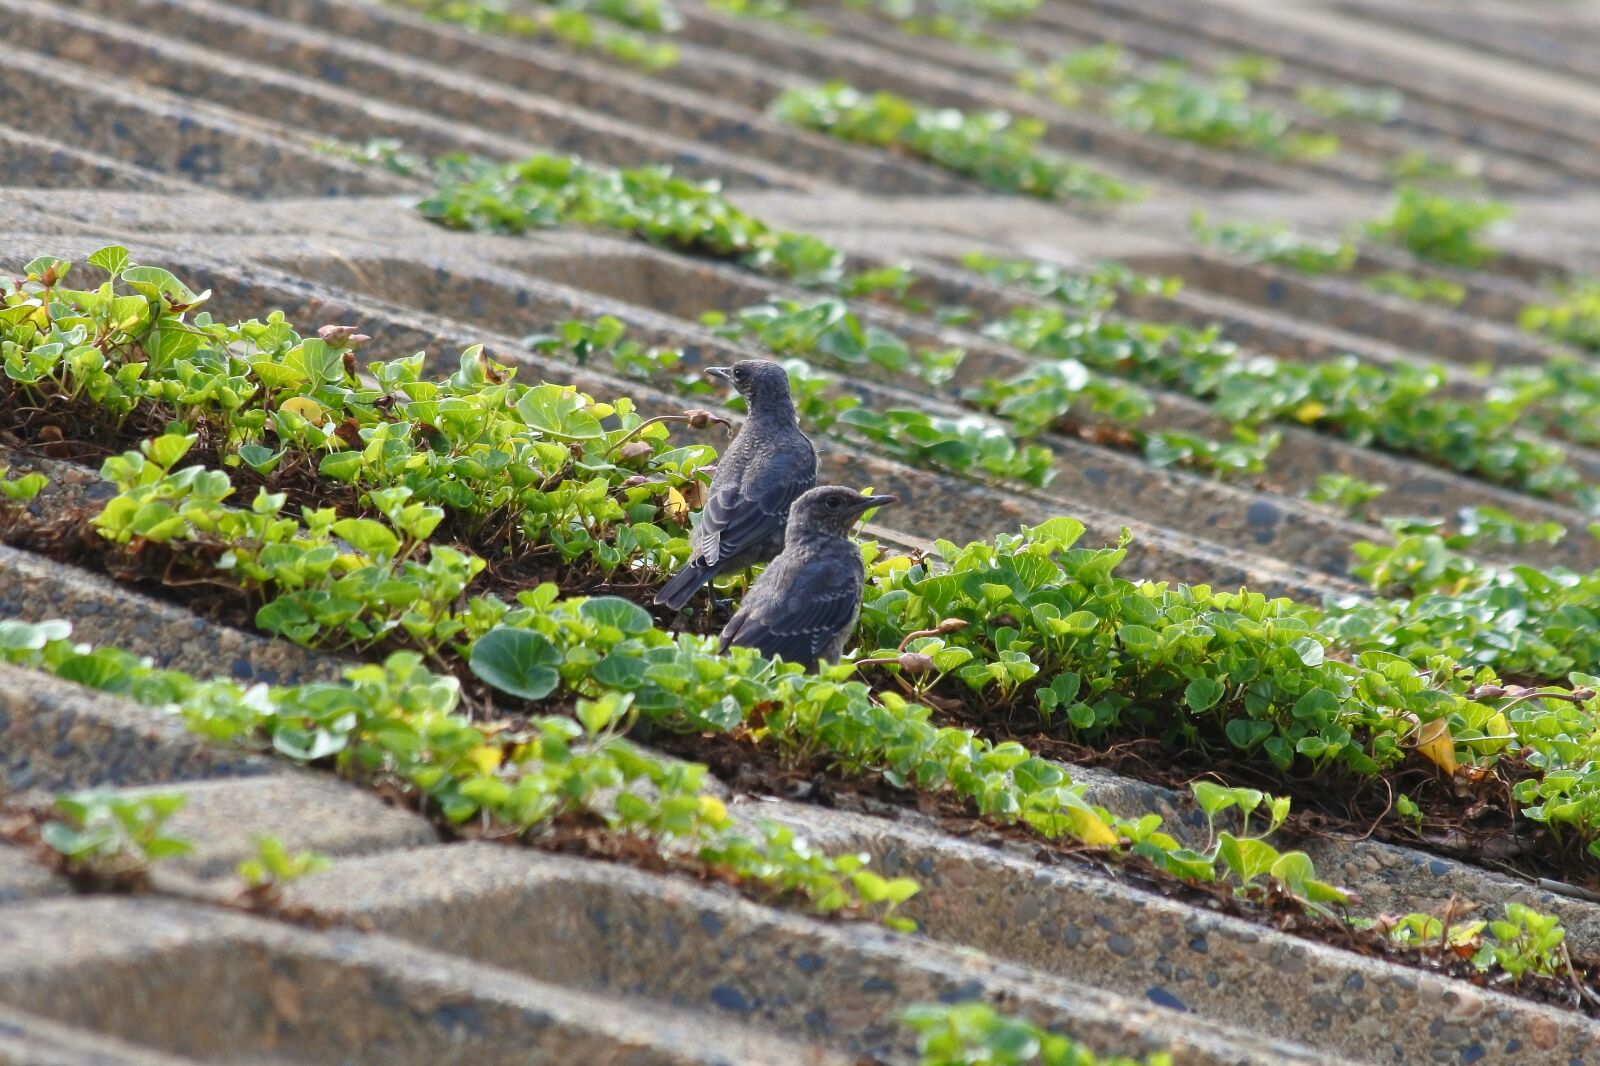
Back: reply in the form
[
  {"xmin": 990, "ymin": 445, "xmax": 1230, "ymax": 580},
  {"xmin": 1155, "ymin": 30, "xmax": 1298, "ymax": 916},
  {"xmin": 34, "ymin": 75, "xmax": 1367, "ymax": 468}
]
[
  {"xmin": 655, "ymin": 359, "xmax": 817, "ymax": 611},
  {"xmin": 718, "ymin": 486, "xmax": 897, "ymax": 668}
]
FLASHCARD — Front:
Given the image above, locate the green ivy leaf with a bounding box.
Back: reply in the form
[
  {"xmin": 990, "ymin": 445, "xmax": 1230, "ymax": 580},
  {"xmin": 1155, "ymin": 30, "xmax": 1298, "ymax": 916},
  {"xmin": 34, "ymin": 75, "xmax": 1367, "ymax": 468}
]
[
  {"xmin": 1290, "ymin": 688, "xmax": 1339, "ymax": 724},
  {"xmin": 576, "ymin": 692, "xmax": 631, "ymax": 736},
  {"xmin": 1291, "ymin": 636, "xmax": 1326, "ymax": 667},
  {"xmin": 515, "ymin": 383, "xmax": 603, "ymax": 439},
  {"xmin": 470, "ymin": 626, "xmax": 563, "ymax": 702},
  {"xmin": 331, "ymin": 518, "xmax": 400, "ymax": 559},
  {"xmin": 87, "ymin": 245, "xmax": 131, "ymax": 277},
  {"xmin": 121, "ymin": 265, "xmax": 204, "ymax": 305},
  {"xmin": 1184, "ymin": 677, "xmax": 1224, "ymax": 712},
  {"xmin": 145, "ymin": 433, "xmax": 194, "ymax": 471},
  {"xmin": 40, "ymin": 822, "xmax": 113, "ymax": 858},
  {"xmin": 1189, "ymin": 780, "xmax": 1235, "ymax": 819},
  {"xmin": 317, "ymin": 451, "xmax": 364, "ymax": 482},
  {"xmin": 1118, "ymin": 624, "xmax": 1160, "ymax": 654},
  {"xmin": 579, "ymin": 595, "xmax": 654, "ymax": 635},
  {"xmin": 1224, "ymin": 718, "xmax": 1272, "ymax": 750},
  {"xmin": 238, "ymin": 444, "xmax": 284, "ymax": 475},
  {"xmin": 0, "ymin": 472, "xmax": 47, "ymax": 501},
  {"xmin": 54, "ymin": 652, "xmax": 132, "ymax": 693},
  {"xmin": 1215, "ymin": 831, "xmax": 1279, "ymax": 885}
]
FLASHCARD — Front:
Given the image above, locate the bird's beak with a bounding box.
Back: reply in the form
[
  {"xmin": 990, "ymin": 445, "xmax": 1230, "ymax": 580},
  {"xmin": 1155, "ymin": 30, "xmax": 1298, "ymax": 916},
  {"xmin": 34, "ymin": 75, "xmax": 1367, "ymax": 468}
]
[
  {"xmin": 703, "ymin": 366, "xmax": 734, "ymax": 385},
  {"xmin": 854, "ymin": 493, "xmax": 898, "ymax": 513}
]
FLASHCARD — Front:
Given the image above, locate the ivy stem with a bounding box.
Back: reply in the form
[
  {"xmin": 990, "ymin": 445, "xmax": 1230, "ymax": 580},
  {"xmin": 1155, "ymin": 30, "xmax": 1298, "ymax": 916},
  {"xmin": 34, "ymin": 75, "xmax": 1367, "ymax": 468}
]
[
  {"xmin": 897, "ymin": 625, "xmax": 945, "ymax": 653},
  {"xmin": 855, "ymin": 627, "xmax": 953, "ymax": 671},
  {"xmin": 1559, "ymin": 942, "xmax": 1600, "ymax": 1008},
  {"xmin": 1480, "ymin": 688, "xmax": 1593, "ymax": 716},
  {"xmin": 604, "ymin": 409, "xmax": 731, "ymax": 460},
  {"xmin": 855, "ymin": 620, "xmax": 970, "ymax": 690}
]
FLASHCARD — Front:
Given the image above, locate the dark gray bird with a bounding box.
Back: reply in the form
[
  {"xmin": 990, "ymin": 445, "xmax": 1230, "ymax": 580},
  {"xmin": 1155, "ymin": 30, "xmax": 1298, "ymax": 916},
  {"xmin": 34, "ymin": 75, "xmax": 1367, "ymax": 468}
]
[
  {"xmin": 719, "ymin": 486, "xmax": 897, "ymax": 667},
  {"xmin": 654, "ymin": 360, "xmax": 817, "ymax": 611}
]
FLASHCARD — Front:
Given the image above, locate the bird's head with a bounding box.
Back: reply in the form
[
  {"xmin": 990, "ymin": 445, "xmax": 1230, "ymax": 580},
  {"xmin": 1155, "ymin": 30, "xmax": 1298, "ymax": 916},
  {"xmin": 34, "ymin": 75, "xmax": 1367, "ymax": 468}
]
[
  {"xmin": 704, "ymin": 360, "xmax": 796, "ymax": 422},
  {"xmin": 787, "ymin": 485, "xmax": 897, "ymax": 538}
]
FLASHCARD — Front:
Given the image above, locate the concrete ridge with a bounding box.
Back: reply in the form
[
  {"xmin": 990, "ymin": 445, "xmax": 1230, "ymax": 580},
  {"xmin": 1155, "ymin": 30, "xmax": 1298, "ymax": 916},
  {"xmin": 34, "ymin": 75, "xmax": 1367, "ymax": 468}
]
[
  {"xmin": 4, "ymin": 0, "xmax": 1599, "ymax": 1060},
  {"xmin": 0, "ymin": 897, "xmax": 848, "ymax": 1065},
  {"xmin": 282, "ymin": 841, "xmax": 1354, "ymax": 1065}
]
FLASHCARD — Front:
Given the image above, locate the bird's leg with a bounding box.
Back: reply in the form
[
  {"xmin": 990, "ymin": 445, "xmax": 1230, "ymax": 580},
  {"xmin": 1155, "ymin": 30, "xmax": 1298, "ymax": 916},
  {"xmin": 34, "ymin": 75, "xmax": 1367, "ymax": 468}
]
[{"xmin": 702, "ymin": 577, "xmax": 739, "ymax": 616}]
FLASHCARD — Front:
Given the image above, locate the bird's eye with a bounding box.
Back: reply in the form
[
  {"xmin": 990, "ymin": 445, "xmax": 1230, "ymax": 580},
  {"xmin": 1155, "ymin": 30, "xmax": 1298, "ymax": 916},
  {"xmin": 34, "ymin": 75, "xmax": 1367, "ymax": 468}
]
[{"xmin": 827, "ymin": 497, "xmax": 841, "ymax": 509}]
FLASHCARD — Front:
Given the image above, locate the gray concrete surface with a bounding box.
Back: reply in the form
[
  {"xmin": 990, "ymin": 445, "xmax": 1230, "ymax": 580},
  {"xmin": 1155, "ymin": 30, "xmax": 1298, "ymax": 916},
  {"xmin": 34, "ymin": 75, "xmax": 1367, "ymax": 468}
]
[{"xmin": 3, "ymin": 0, "xmax": 1600, "ymax": 1061}]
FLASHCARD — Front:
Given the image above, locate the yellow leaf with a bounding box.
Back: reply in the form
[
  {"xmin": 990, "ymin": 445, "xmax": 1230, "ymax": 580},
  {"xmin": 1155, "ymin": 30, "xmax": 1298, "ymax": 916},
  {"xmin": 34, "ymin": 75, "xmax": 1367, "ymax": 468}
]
[
  {"xmin": 1415, "ymin": 719, "xmax": 1458, "ymax": 775},
  {"xmin": 697, "ymin": 795, "xmax": 728, "ymax": 826},
  {"xmin": 1293, "ymin": 400, "xmax": 1326, "ymax": 423},
  {"xmin": 465, "ymin": 745, "xmax": 502, "ymax": 774},
  {"xmin": 1068, "ymin": 806, "xmax": 1119, "ymax": 848},
  {"xmin": 664, "ymin": 487, "xmax": 689, "ymax": 525},
  {"xmin": 279, "ymin": 396, "xmax": 326, "ymax": 424}
]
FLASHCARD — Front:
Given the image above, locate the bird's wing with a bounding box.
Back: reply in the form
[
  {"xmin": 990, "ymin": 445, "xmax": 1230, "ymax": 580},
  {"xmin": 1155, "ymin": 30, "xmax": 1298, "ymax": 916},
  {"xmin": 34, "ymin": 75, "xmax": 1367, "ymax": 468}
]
[
  {"xmin": 721, "ymin": 553, "xmax": 861, "ymax": 665},
  {"xmin": 697, "ymin": 441, "xmax": 814, "ymax": 567}
]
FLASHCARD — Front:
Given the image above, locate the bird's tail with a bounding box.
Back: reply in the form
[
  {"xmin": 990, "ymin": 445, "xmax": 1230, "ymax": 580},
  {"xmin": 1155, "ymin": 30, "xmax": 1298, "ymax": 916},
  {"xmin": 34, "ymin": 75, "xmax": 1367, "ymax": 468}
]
[{"xmin": 654, "ymin": 561, "xmax": 715, "ymax": 610}]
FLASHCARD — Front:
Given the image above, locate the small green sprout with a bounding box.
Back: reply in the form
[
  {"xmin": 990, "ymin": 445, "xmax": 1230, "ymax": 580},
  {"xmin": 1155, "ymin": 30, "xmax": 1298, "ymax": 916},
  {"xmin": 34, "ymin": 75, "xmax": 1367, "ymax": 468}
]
[
  {"xmin": 41, "ymin": 791, "xmax": 193, "ymax": 874},
  {"xmin": 238, "ymin": 836, "xmax": 332, "ymax": 889}
]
